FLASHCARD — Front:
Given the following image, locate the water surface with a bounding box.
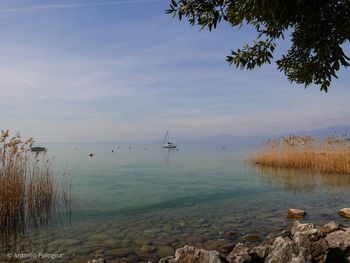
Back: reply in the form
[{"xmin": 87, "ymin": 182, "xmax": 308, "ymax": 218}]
[{"xmin": 2, "ymin": 143, "xmax": 350, "ymax": 262}]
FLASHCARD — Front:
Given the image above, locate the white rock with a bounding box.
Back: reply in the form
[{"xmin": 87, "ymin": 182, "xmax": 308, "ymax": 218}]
[
  {"xmin": 320, "ymin": 221, "xmax": 339, "ymax": 234},
  {"xmin": 325, "ymin": 230, "xmax": 350, "ymax": 251},
  {"xmin": 226, "ymin": 243, "xmax": 251, "ymax": 263},
  {"xmin": 265, "ymin": 236, "xmax": 293, "ymax": 263},
  {"xmin": 164, "ymin": 246, "xmax": 222, "ymax": 263},
  {"xmin": 291, "ymin": 221, "xmax": 316, "ymax": 236}
]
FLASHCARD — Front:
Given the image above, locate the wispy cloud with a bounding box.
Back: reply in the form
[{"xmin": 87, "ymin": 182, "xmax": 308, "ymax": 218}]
[
  {"xmin": 0, "ymin": 0, "xmax": 349, "ymax": 142},
  {"xmin": 0, "ymin": 0, "xmax": 162, "ymax": 14}
]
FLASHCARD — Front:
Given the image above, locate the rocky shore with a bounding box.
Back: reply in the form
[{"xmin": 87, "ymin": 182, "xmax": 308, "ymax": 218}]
[
  {"xmin": 158, "ymin": 220, "xmax": 350, "ymax": 263},
  {"xmin": 89, "ymin": 220, "xmax": 350, "ymax": 263}
]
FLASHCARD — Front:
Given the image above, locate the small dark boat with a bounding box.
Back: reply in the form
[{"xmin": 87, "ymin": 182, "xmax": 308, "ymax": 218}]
[{"xmin": 31, "ymin": 146, "xmax": 47, "ymax": 152}]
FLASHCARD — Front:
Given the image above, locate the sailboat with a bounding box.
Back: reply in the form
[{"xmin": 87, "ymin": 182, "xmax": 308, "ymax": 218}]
[{"xmin": 162, "ymin": 130, "xmax": 177, "ymax": 148}]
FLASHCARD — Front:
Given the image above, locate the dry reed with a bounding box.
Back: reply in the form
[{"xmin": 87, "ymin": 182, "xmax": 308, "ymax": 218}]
[
  {"xmin": 0, "ymin": 130, "xmax": 71, "ymax": 243},
  {"xmin": 251, "ymin": 134, "xmax": 350, "ymax": 174}
]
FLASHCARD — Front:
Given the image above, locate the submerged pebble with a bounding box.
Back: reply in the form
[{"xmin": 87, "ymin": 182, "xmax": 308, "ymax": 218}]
[
  {"xmin": 156, "ymin": 245, "xmax": 175, "ymax": 258},
  {"xmin": 133, "ymin": 236, "xmax": 151, "ymax": 246},
  {"xmin": 242, "ymin": 234, "xmax": 260, "ymax": 242},
  {"xmin": 140, "ymin": 244, "xmax": 157, "ymax": 253},
  {"xmin": 108, "ymin": 247, "xmax": 132, "ymax": 257},
  {"xmin": 204, "ymin": 239, "xmax": 229, "ymax": 251},
  {"xmin": 87, "ymin": 234, "xmax": 110, "ymax": 241}
]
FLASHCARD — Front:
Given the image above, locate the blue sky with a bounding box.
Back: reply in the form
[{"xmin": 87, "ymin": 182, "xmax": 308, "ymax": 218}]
[{"xmin": 0, "ymin": 0, "xmax": 349, "ymax": 142}]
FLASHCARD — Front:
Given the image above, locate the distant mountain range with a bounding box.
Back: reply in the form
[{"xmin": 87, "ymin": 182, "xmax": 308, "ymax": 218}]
[
  {"xmin": 289, "ymin": 125, "xmax": 350, "ymax": 138},
  {"xmin": 191, "ymin": 125, "xmax": 350, "ymax": 145}
]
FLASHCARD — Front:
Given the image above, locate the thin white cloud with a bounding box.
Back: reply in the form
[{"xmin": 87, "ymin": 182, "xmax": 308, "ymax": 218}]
[
  {"xmin": 0, "ymin": 0, "xmax": 162, "ymax": 14},
  {"xmin": 0, "ymin": 1, "xmax": 349, "ymax": 142}
]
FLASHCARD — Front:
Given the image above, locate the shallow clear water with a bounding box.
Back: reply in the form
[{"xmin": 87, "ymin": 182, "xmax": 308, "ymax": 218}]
[{"xmin": 2, "ymin": 143, "xmax": 350, "ymax": 262}]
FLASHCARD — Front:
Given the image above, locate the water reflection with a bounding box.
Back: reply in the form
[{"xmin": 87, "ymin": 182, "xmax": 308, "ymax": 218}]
[
  {"xmin": 162, "ymin": 147, "xmax": 178, "ymax": 166},
  {"xmin": 257, "ymin": 166, "xmax": 350, "ymax": 193}
]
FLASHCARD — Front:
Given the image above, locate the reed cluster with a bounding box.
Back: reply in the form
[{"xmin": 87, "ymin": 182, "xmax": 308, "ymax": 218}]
[
  {"xmin": 0, "ymin": 130, "xmax": 71, "ymax": 242},
  {"xmin": 251, "ymin": 134, "xmax": 350, "ymax": 174}
]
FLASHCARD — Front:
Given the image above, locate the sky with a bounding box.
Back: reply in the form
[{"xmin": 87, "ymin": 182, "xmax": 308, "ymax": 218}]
[{"xmin": 0, "ymin": 0, "xmax": 349, "ymax": 143}]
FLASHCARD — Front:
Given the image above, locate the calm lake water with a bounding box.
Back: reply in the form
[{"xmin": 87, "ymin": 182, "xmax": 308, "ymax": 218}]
[{"xmin": 2, "ymin": 142, "xmax": 350, "ymax": 262}]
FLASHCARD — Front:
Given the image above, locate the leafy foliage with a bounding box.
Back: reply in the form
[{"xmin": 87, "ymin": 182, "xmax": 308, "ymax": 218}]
[{"xmin": 166, "ymin": 0, "xmax": 350, "ymax": 92}]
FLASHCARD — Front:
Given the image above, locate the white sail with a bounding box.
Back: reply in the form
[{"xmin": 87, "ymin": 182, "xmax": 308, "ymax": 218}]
[
  {"xmin": 162, "ymin": 130, "xmax": 176, "ymax": 148},
  {"xmin": 163, "ymin": 130, "xmax": 169, "ymax": 144}
]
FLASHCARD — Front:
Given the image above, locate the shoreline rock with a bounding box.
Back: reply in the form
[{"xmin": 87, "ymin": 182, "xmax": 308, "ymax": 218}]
[
  {"xmin": 158, "ymin": 220, "xmax": 350, "ymax": 263},
  {"xmin": 287, "ymin": 208, "xmax": 306, "ymax": 219},
  {"xmin": 320, "ymin": 221, "xmax": 339, "ymax": 234},
  {"xmin": 338, "ymin": 208, "xmax": 350, "ymax": 219},
  {"xmin": 159, "ymin": 246, "xmax": 221, "ymax": 263}
]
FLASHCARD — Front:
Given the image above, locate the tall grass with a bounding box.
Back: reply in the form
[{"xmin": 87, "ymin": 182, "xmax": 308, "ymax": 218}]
[
  {"xmin": 0, "ymin": 130, "xmax": 71, "ymax": 243},
  {"xmin": 251, "ymin": 134, "xmax": 350, "ymax": 174}
]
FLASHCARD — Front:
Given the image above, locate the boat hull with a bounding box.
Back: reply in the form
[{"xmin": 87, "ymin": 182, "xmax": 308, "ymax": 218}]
[
  {"xmin": 31, "ymin": 147, "xmax": 47, "ymax": 152},
  {"xmin": 163, "ymin": 144, "xmax": 176, "ymax": 149}
]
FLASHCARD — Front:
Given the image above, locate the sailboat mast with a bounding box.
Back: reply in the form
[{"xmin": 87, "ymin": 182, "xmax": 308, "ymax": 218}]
[{"xmin": 163, "ymin": 130, "xmax": 169, "ymax": 144}]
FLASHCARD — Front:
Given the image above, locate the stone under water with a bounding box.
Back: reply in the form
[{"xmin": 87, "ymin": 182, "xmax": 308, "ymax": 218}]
[
  {"xmin": 287, "ymin": 208, "xmax": 306, "ymax": 219},
  {"xmin": 338, "ymin": 208, "xmax": 350, "ymax": 219}
]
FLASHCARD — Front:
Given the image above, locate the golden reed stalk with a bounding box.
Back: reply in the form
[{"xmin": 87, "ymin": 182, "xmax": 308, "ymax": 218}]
[
  {"xmin": 0, "ymin": 130, "xmax": 71, "ymax": 243},
  {"xmin": 251, "ymin": 134, "xmax": 350, "ymax": 174}
]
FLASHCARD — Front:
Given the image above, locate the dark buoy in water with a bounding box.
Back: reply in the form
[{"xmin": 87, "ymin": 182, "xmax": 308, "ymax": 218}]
[
  {"xmin": 89, "ymin": 153, "xmax": 94, "ymax": 157},
  {"xmin": 112, "ymin": 150, "xmax": 114, "ymax": 153}
]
